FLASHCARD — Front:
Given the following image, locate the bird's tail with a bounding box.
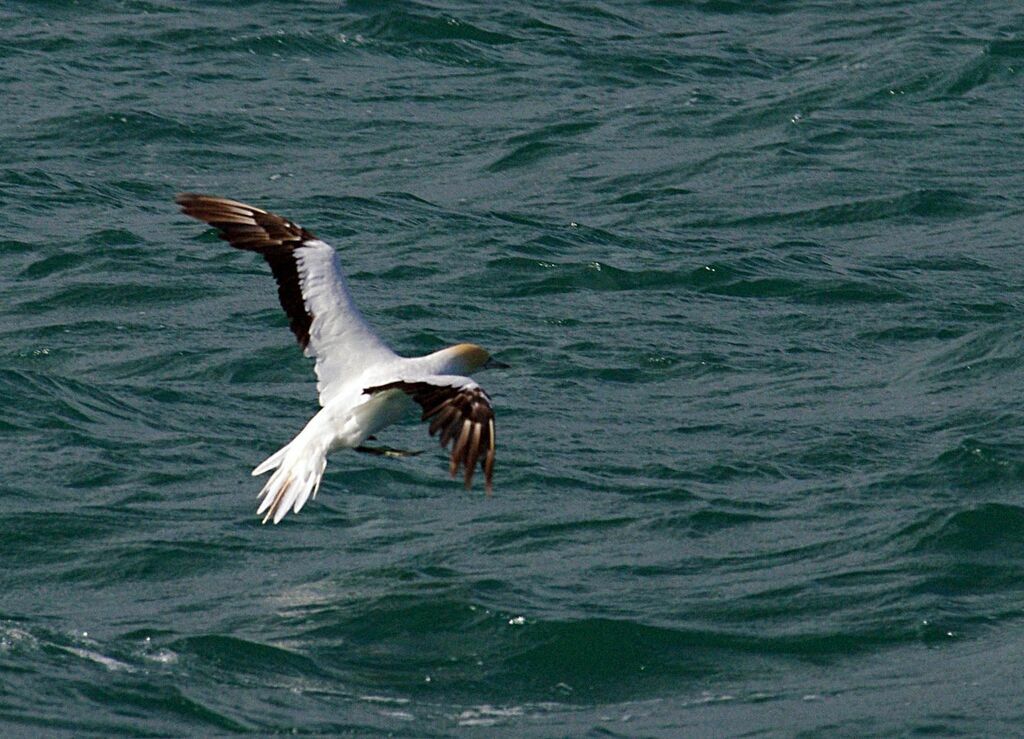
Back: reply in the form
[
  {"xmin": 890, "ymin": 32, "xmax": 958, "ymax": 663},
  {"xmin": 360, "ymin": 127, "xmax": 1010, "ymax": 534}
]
[{"xmin": 252, "ymin": 437, "xmax": 327, "ymax": 525}]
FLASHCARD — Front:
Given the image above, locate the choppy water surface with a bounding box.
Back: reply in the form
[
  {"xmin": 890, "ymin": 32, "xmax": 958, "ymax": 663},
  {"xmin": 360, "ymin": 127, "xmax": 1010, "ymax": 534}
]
[{"xmin": 3, "ymin": 1, "xmax": 1024, "ymax": 735}]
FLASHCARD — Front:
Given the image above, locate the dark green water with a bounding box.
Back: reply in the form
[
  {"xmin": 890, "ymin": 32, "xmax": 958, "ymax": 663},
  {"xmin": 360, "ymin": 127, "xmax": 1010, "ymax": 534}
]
[{"xmin": 3, "ymin": 1, "xmax": 1024, "ymax": 735}]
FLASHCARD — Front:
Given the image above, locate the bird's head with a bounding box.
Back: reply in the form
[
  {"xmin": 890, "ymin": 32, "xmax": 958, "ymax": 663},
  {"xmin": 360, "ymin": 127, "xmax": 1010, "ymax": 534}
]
[{"xmin": 445, "ymin": 343, "xmax": 509, "ymax": 374}]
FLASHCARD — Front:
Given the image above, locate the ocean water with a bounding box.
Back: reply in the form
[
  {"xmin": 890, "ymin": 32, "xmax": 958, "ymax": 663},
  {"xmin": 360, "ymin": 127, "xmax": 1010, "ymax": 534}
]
[{"xmin": 2, "ymin": 0, "xmax": 1024, "ymax": 735}]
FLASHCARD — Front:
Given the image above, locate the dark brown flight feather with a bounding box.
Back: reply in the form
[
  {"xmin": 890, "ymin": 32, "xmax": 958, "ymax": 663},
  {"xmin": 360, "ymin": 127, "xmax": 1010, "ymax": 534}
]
[
  {"xmin": 364, "ymin": 381, "xmax": 496, "ymax": 492},
  {"xmin": 175, "ymin": 193, "xmax": 316, "ymax": 348}
]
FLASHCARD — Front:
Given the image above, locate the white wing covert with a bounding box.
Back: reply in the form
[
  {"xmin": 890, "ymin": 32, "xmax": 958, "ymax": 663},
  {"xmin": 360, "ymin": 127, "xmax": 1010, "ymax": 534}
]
[{"xmin": 293, "ymin": 240, "xmax": 398, "ymax": 405}]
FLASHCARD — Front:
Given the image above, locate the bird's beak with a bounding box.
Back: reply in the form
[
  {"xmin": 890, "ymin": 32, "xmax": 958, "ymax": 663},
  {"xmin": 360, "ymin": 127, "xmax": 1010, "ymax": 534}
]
[{"xmin": 483, "ymin": 357, "xmax": 510, "ymax": 370}]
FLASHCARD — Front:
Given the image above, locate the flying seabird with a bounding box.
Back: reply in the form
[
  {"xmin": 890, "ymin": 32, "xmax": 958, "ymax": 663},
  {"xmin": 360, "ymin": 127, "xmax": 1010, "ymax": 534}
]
[{"xmin": 175, "ymin": 193, "xmax": 505, "ymax": 524}]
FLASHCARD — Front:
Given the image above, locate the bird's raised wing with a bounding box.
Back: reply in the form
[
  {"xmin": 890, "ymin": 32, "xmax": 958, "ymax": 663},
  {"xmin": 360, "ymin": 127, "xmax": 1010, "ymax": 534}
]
[
  {"xmin": 176, "ymin": 194, "xmax": 397, "ymax": 405},
  {"xmin": 364, "ymin": 376, "xmax": 496, "ymax": 491}
]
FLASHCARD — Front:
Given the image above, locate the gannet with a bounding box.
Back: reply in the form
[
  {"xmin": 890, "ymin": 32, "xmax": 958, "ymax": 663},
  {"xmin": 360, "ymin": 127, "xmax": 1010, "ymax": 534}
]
[{"xmin": 175, "ymin": 193, "xmax": 505, "ymax": 524}]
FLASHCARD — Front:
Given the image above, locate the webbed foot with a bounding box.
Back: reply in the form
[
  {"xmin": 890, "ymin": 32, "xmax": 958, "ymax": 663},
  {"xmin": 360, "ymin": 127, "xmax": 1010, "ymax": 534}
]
[{"xmin": 355, "ymin": 445, "xmax": 424, "ymax": 458}]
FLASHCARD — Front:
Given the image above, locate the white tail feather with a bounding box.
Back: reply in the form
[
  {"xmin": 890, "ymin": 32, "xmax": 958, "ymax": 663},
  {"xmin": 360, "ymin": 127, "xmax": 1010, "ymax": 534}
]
[
  {"xmin": 253, "ymin": 439, "xmax": 328, "ymax": 524},
  {"xmin": 252, "ymin": 445, "xmax": 289, "ymax": 476}
]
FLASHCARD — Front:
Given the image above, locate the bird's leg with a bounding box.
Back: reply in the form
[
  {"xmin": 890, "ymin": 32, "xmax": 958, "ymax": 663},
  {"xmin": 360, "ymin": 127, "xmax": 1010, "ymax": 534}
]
[{"xmin": 355, "ymin": 445, "xmax": 423, "ymax": 458}]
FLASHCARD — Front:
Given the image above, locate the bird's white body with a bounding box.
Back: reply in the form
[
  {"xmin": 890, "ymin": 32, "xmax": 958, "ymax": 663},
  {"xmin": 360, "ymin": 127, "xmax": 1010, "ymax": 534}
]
[
  {"xmin": 176, "ymin": 196, "xmax": 499, "ymax": 524},
  {"xmin": 253, "ymin": 349, "xmax": 481, "ymax": 523}
]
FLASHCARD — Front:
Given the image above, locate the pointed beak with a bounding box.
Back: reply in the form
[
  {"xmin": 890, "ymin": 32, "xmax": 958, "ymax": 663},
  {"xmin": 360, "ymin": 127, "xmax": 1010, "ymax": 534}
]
[{"xmin": 483, "ymin": 357, "xmax": 510, "ymax": 370}]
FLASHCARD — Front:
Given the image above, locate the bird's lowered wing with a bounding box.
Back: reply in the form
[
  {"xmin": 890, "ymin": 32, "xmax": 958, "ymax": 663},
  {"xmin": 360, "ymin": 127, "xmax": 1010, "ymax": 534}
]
[
  {"xmin": 363, "ymin": 376, "xmax": 496, "ymax": 491},
  {"xmin": 175, "ymin": 193, "xmax": 397, "ymax": 405}
]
